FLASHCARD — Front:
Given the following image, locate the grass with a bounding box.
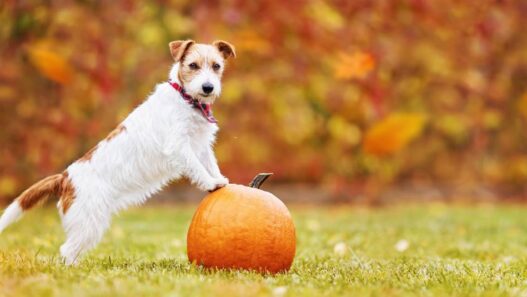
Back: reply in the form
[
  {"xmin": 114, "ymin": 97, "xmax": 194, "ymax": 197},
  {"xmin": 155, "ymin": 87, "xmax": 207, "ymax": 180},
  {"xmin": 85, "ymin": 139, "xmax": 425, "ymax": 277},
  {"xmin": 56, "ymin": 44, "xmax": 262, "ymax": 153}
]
[{"xmin": 2, "ymin": 204, "xmax": 527, "ymax": 296}]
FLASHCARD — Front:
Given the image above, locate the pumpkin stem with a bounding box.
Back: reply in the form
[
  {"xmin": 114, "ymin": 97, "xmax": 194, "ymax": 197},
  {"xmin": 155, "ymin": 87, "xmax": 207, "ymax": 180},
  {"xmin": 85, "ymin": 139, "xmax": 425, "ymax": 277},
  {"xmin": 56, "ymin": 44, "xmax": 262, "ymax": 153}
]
[{"xmin": 249, "ymin": 173, "xmax": 273, "ymax": 189}]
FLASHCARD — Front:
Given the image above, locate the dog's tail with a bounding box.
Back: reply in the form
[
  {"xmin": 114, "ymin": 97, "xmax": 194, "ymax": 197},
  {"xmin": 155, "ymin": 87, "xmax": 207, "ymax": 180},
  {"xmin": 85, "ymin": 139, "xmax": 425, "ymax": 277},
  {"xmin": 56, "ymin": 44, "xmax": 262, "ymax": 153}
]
[{"xmin": 0, "ymin": 173, "xmax": 65, "ymax": 233}]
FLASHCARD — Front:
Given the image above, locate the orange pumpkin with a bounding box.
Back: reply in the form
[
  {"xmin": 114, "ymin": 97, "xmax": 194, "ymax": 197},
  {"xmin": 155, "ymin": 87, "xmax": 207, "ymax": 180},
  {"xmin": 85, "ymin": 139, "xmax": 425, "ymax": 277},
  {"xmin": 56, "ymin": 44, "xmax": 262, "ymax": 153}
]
[{"xmin": 187, "ymin": 173, "xmax": 296, "ymax": 273}]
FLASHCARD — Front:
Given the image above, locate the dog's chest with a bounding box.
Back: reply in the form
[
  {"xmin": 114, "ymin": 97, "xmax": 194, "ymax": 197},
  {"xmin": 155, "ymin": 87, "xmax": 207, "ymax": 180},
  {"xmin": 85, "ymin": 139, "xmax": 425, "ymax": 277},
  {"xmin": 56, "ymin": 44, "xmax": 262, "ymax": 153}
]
[{"xmin": 186, "ymin": 118, "xmax": 217, "ymax": 148}]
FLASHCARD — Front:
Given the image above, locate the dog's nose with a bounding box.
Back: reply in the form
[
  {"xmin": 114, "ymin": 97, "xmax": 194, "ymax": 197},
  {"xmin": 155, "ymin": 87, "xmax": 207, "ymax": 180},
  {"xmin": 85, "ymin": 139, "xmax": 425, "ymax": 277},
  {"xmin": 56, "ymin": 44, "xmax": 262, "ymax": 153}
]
[{"xmin": 202, "ymin": 83, "xmax": 214, "ymax": 94}]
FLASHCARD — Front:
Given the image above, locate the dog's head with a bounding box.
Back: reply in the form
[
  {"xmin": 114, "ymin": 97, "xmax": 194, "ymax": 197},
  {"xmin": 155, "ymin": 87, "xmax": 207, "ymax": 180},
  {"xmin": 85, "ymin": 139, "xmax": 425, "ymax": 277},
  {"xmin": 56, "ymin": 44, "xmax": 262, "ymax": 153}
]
[{"xmin": 169, "ymin": 40, "xmax": 236, "ymax": 104}]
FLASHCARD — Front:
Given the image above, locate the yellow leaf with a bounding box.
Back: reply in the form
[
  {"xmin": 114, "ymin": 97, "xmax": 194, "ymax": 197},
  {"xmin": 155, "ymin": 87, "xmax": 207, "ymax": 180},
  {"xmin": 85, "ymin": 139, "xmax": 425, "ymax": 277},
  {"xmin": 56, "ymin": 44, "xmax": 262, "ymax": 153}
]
[
  {"xmin": 0, "ymin": 176, "xmax": 17, "ymax": 196},
  {"xmin": 363, "ymin": 113, "xmax": 427, "ymax": 156},
  {"xmin": 138, "ymin": 22, "xmax": 164, "ymax": 46},
  {"xmin": 327, "ymin": 116, "xmax": 361, "ymax": 146},
  {"xmin": 334, "ymin": 51, "xmax": 375, "ymax": 80},
  {"xmin": 306, "ymin": 0, "xmax": 344, "ymax": 30},
  {"xmin": 27, "ymin": 44, "xmax": 73, "ymax": 85}
]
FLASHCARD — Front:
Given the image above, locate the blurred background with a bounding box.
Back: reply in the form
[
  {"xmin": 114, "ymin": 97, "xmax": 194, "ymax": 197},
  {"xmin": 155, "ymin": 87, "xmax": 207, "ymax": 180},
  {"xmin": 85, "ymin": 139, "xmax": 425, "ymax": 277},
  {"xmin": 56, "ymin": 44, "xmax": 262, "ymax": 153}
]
[{"xmin": 0, "ymin": 0, "xmax": 526, "ymax": 205}]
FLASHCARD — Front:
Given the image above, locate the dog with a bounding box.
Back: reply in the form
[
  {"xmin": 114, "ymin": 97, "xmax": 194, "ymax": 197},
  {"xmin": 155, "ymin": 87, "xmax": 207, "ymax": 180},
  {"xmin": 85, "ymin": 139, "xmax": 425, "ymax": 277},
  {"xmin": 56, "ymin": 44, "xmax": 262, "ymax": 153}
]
[{"xmin": 0, "ymin": 40, "xmax": 236, "ymax": 265}]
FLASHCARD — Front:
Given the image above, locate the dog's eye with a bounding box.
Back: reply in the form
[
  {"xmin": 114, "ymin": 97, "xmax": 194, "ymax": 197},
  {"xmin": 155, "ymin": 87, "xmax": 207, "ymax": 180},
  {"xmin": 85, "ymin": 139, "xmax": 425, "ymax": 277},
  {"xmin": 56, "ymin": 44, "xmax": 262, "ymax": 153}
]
[
  {"xmin": 212, "ymin": 63, "xmax": 221, "ymax": 71},
  {"xmin": 189, "ymin": 62, "xmax": 199, "ymax": 70}
]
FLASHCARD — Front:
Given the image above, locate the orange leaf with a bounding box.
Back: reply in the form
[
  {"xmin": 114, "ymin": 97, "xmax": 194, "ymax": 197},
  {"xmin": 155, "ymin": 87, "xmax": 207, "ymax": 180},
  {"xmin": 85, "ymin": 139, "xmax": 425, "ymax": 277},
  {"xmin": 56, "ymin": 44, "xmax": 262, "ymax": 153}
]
[
  {"xmin": 518, "ymin": 92, "xmax": 527, "ymax": 119},
  {"xmin": 363, "ymin": 113, "xmax": 426, "ymax": 156},
  {"xmin": 231, "ymin": 29, "xmax": 270, "ymax": 55},
  {"xmin": 27, "ymin": 45, "xmax": 73, "ymax": 85},
  {"xmin": 334, "ymin": 51, "xmax": 375, "ymax": 80}
]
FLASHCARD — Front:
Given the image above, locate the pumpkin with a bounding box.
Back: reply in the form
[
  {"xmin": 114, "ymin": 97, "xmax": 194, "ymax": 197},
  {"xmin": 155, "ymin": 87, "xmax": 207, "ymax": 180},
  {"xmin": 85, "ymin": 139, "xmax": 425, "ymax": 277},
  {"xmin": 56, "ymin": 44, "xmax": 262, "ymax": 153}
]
[{"xmin": 187, "ymin": 173, "xmax": 296, "ymax": 273}]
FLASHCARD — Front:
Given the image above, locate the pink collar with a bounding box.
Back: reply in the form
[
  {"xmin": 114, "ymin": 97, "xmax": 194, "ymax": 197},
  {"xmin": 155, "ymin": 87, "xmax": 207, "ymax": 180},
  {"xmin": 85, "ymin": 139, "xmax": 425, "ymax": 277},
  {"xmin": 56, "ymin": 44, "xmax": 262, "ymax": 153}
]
[{"xmin": 168, "ymin": 80, "xmax": 217, "ymax": 124}]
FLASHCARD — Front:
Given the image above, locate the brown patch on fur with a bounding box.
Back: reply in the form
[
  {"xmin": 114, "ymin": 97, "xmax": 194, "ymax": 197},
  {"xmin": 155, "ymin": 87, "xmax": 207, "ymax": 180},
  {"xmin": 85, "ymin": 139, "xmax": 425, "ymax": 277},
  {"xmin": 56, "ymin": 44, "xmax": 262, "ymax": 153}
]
[
  {"xmin": 105, "ymin": 124, "xmax": 126, "ymax": 142},
  {"xmin": 78, "ymin": 124, "xmax": 126, "ymax": 163},
  {"xmin": 212, "ymin": 40, "xmax": 236, "ymax": 59},
  {"xmin": 79, "ymin": 145, "xmax": 98, "ymax": 162},
  {"xmin": 178, "ymin": 53, "xmax": 206, "ymax": 84},
  {"xmin": 59, "ymin": 171, "xmax": 75, "ymax": 214},
  {"xmin": 17, "ymin": 174, "xmax": 64, "ymax": 210},
  {"xmin": 169, "ymin": 40, "xmax": 195, "ymax": 62}
]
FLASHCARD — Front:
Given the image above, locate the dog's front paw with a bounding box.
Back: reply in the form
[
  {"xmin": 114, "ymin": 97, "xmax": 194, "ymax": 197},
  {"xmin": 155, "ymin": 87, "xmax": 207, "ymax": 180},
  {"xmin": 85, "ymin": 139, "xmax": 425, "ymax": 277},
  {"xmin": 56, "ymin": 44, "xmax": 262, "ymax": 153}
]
[
  {"xmin": 217, "ymin": 176, "xmax": 229, "ymax": 185},
  {"xmin": 205, "ymin": 177, "xmax": 229, "ymax": 192}
]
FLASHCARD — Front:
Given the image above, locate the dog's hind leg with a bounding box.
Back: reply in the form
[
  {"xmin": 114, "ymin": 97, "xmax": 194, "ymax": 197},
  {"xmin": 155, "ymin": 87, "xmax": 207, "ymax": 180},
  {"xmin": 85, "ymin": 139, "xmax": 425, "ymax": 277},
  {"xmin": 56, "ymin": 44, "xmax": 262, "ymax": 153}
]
[{"xmin": 59, "ymin": 200, "xmax": 111, "ymax": 265}]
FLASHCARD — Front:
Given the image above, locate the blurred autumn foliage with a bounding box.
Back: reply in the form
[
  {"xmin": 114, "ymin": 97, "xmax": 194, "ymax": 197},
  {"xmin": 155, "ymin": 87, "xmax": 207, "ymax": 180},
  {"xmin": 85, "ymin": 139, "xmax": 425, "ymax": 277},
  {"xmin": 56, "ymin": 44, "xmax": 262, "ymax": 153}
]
[{"xmin": 1, "ymin": 1, "xmax": 527, "ymax": 203}]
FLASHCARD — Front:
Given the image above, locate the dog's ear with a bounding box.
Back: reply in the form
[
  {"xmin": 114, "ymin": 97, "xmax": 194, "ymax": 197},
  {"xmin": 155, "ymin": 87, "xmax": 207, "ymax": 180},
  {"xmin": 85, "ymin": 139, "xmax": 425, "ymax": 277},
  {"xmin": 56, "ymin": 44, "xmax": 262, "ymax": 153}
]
[
  {"xmin": 169, "ymin": 40, "xmax": 195, "ymax": 62},
  {"xmin": 212, "ymin": 40, "xmax": 236, "ymax": 59}
]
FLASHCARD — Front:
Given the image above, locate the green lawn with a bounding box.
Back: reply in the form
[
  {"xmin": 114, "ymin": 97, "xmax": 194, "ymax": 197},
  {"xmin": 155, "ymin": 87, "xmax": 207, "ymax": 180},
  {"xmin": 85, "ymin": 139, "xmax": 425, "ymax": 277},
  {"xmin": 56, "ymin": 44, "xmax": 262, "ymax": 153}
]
[{"xmin": 1, "ymin": 204, "xmax": 527, "ymax": 296}]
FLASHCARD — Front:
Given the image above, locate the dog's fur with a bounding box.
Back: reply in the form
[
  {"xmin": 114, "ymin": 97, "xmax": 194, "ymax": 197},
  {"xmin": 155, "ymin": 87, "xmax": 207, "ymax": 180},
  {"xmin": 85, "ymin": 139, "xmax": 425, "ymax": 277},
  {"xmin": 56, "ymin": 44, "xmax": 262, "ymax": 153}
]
[{"xmin": 0, "ymin": 40, "xmax": 235, "ymax": 265}]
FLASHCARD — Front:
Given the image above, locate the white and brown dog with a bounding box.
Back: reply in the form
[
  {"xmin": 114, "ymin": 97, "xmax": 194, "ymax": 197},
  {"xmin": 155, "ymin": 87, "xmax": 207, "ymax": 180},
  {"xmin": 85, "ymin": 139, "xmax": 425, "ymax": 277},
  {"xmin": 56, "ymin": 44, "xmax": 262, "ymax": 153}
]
[{"xmin": 0, "ymin": 40, "xmax": 235, "ymax": 265}]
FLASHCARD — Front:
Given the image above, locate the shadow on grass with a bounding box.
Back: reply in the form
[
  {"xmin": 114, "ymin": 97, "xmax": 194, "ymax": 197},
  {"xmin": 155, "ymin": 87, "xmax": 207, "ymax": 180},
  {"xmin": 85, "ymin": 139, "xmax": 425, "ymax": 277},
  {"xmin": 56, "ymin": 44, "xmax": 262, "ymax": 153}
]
[{"xmin": 90, "ymin": 257, "xmax": 291, "ymax": 278}]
